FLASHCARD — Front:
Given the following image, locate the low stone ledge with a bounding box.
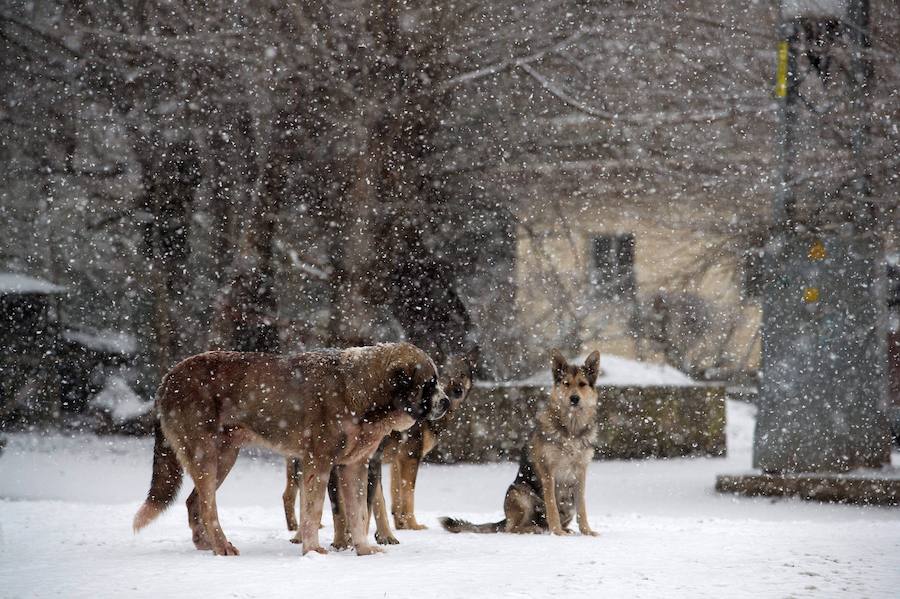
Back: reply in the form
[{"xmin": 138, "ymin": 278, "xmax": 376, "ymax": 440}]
[
  {"xmin": 715, "ymin": 473, "xmax": 900, "ymax": 506},
  {"xmin": 428, "ymin": 383, "xmax": 726, "ymax": 463}
]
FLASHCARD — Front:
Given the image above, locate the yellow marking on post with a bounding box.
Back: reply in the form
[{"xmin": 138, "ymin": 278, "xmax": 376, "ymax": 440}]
[
  {"xmin": 775, "ymin": 41, "xmax": 788, "ymax": 98},
  {"xmin": 808, "ymin": 240, "xmax": 826, "ymax": 261},
  {"xmin": 803, "ymin": 287, "xmax": 820, "ymax": 303}
]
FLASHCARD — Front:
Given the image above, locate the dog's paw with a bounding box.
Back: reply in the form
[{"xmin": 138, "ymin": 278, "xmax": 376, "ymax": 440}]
[
  {"xmin": 394, "ymin": 516, "xmax": 425, "ymax": 530},
  {"xmin": 302, "ymin": 544, "xmax": 328, "ymax": 556},
  {"xmin": 375, "ymin": 533, "xmax": 400, "ymax": 545},
  {"xmin": 550, "ymin": 528, "xmax": 573, "ymax": 536},
  {"xmin": 331, "ymin": 539, "xmax": 352, "ymax": 551},
  {"xmin": 213, "ymin": 541, "xmax": 240, "ymax": 556},
  {"xmin": 580, "ymin": 529, "xmax": 600, "ymax": 537},
  {"xmin": 355, "ymin": 544, "xmax": 384, "ymax": 556}
]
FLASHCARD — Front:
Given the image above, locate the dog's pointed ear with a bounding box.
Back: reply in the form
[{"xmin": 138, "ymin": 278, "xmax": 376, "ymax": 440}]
[
  {"xmin": 549, "ymin": 348, "xmax": 567, "ymax": 384},
  {"xmin": 583, "ymin": 351, "xmax": 601, "ymax": 386}
]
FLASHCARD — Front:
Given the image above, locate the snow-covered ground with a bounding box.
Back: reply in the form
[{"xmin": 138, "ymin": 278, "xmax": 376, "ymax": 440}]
[{"xmin": 1, "ymin": 401, "xmax": 899, "ymax": 599}]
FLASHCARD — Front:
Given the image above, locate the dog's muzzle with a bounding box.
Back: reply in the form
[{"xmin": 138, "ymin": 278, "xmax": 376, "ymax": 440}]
[{"xmin": 427, "ymin": 387, "xmax": 450, "ymax": 421}]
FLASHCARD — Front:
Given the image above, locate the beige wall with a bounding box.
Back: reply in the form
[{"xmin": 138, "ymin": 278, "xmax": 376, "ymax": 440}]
[{"xmin": 515, "ymin": 199, "xmax": 762, "ymax": 375}]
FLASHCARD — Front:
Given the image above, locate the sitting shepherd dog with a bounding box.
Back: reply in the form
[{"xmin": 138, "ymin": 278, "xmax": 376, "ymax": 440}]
[
  {"xmin": 132, "ymin": 343, "xmax": 448, "ymax": 557},
  {"xmin": 440, "ymin": 349, "xmax": 601, "ymax": 536},
  {"xmin": 282, "ymin": 350, "xmax": 477, "ymax": 546}
]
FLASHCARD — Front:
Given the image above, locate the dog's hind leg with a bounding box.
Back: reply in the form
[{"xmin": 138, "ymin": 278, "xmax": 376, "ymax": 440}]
[
  {"xmin": 186, "ymin": 490, "xmax": 211, "ymax": 550},
  {"xmin": 182, "ymin": 434, "xmax": 239, "ymax": 556},
  {"xmin": 283, "ymin": 459, "xmax": 301, "ymax": 531},
  {"xmin": 503, "ymin": 485, "xmax": 544, "ymax": 534},
  {"xmin": 186, "ymin": 430, "xmax": 242, "ymax": 551}
]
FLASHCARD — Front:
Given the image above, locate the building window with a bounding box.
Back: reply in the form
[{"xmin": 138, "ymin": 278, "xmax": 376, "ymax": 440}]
[
  {"xmin": 590, "ymin": 234, "xmax": 635, "ymax": 301},
  {"xmin": 742, "ymin": 249, "xmax": 765, "ymax": 299}
]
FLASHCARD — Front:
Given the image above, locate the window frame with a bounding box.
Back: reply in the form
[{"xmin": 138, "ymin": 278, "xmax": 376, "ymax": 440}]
[{"xmin": 589, "ymin": 233, "xmax": 636, "ymax": 302}]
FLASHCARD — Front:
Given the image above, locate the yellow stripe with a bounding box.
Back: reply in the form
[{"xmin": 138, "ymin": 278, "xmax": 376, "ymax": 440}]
[{"xmin": 775, "ymin": 41, "xmax": 788, "ymax": 98}]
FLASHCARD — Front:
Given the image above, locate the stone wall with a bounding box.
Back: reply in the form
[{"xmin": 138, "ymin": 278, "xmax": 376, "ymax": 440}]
[{"xmin": 427, "ymin": 383, "xmax": 726, "ymax": 463}]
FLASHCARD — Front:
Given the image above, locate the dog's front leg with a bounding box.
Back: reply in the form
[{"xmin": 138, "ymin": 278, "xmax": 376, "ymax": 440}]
[
  {"xmin": 367, "ymin": 453, "xmax": 399, "ymax": 544},
  {"xmin": 298, "ymin": 460, "xmax": 330, "ymax": 555},
  {"xmin": 372, "ymin": 478, "xmax": 399, "ymax": 544},
  {"xmin": 340, "ymin": 413, "xmax": 413, "ymax": 465},
  {"xmin": 329, "ymin": 466, "xmax": 351, "ymax": 549},
  {"xmin": 536, "ymin": 462, "xmax": 569, "ymax": 536},
  {"xmin": 338, "ymin": 461, "xmax": 383, "ymax": 556},
  {"xmin": 575, "ymin": 463, "xmax": 599, "ymax": 537}
]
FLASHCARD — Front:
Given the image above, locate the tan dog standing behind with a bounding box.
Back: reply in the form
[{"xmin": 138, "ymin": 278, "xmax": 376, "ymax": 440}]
[
  {"xmin": 375, "ymin": 352, "xmax": 476, "ymax": 541},
  {"xmin": 133, "ymin": 343, "xmax": 448, "ymax": 557},
  {"xmin": 440, "ymin": 349, "xmax": 601, "ymax": 536}
]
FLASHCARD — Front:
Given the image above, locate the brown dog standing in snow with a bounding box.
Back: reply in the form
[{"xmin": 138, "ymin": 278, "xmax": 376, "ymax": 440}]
[{"xmin": 133, "ymin": 342, "xmax": 448, "ymax": 556}]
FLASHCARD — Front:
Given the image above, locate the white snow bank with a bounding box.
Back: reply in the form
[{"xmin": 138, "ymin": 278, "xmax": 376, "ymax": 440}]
[
  {"xmin": 726, "ymin": 397, "xmax": 757, "ymax": 454},
  {"xmin": 63, "ymin": 328, "xmax": 137, "ymax": 355},
  {"xmin": 90, "ymin": 376, "xmax": 151, "ymax": 422},
  {"xmin": 486, "ymin": 354, "xmax": 697, "ymax": 388},
  {"xmin": 0, "ymin": 272, "xmax": 66, "ymax": 295}
]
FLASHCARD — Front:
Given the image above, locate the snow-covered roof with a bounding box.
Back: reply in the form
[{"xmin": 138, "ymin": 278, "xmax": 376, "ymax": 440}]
[
  {"xmin": 63, "ymin": 328, "xmax": 137, "ymax": 355},
  {"xmin": 782, "ymin": 0, "xmax": 847, "ymax": 19},
  {"xmin": 482, "ymin": 354, "xmax": 697, "ymax": 388},
  {"xmin": 0, "ymin": 272, "xmax": 66, "ymax": 295},
  {"xmin": 90, "ymin": 376, "xmax": 151, "ymax": 422}
]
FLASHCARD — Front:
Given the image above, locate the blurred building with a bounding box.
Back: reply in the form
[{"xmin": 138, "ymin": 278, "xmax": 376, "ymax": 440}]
[
  {"xmin": 0, "ymin": 272, "xmax": 135, "ymax": 425},
  {"xmin": 0, "ymin": 273, "xmax": 66, "ymax": 421}
]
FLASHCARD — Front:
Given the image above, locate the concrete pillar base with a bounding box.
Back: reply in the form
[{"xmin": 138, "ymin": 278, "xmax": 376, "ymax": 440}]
[{"xmin": 715, "ymin": 473, "xmax": 900, "ymax": 506}]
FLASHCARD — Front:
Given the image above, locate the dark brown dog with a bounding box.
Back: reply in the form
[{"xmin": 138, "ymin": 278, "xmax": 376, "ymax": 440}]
[
  {"xmin": 440, "ymin": 349, "xmax": 600, "ymax": 536},
  {"xmin": 133, "ymin": 343, "xmax": 448, "ymax": 556},
  {"xmin": 283, "ymin": 350, "xmax": 476, "ymax": 545}
]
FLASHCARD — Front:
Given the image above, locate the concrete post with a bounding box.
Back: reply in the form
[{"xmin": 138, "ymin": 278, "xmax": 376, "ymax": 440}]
[{"xmin": 717, "ymin": 1, "xmax": 897, "ymax": 501}]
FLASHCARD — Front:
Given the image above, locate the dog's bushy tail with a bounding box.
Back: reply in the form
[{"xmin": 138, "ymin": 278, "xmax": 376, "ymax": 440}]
[
  {"xmin": 133, "ymin": 419, "xmax": 183, "ymax": 532},
  {"xmin": 439, "ymin": 517, "xmax": 506, "ymax": 534}
]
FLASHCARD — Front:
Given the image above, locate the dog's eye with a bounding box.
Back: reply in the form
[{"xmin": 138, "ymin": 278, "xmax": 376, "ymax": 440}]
[{"xmin": 578, "ymin": 381, "xmax": 587, "ymax": 388}]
